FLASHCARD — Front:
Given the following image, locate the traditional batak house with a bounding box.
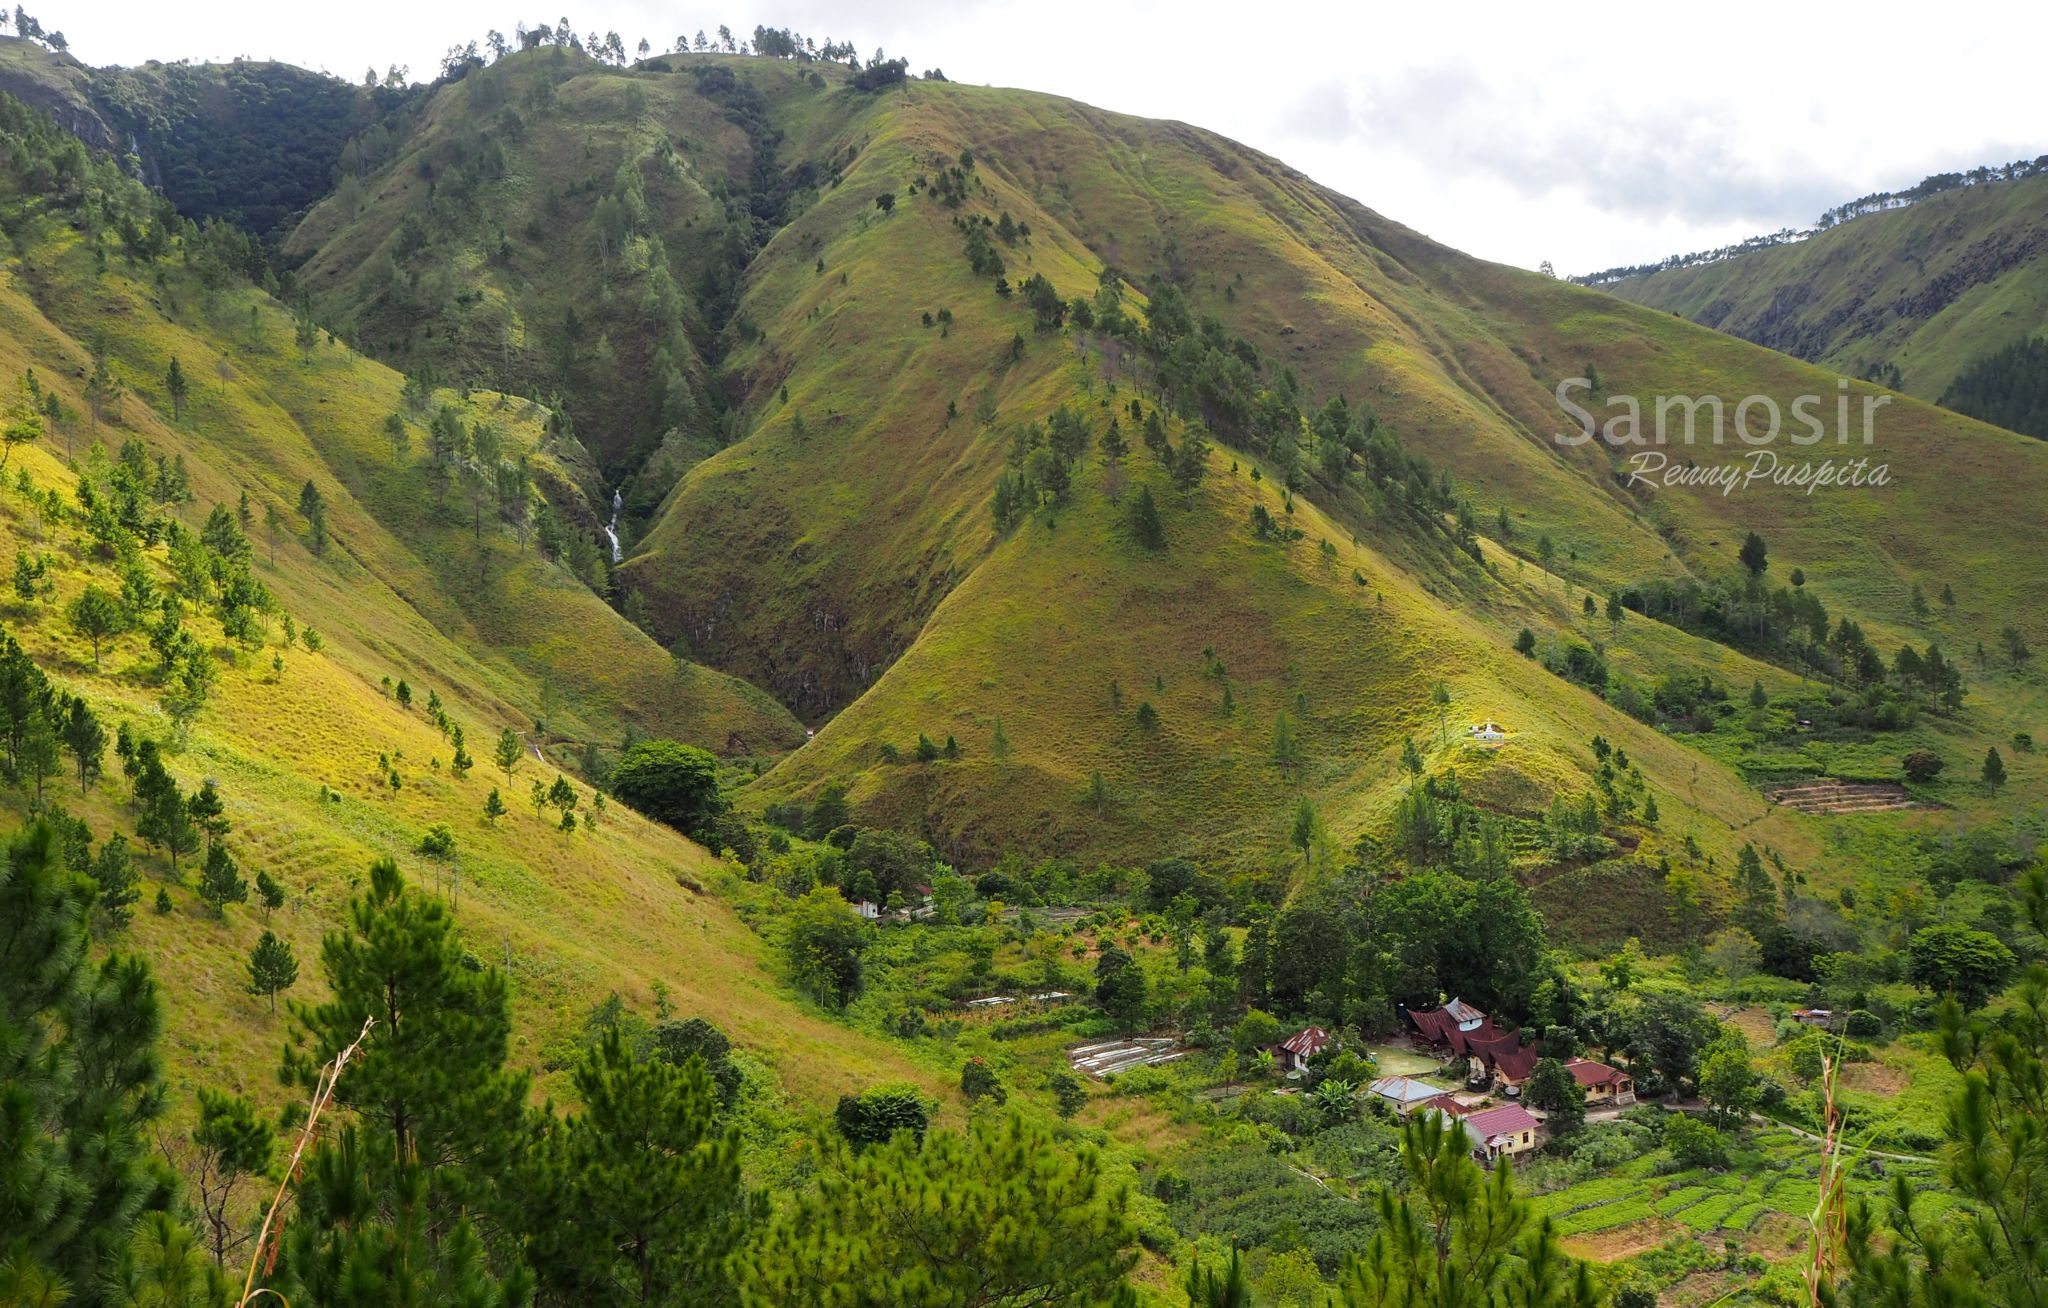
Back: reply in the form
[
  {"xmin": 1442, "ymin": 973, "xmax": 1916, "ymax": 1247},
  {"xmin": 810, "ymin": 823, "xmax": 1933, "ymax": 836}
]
[{"xmin": 1406, "ymin": 1000, "xmax": 1542, "ymax": 1093}]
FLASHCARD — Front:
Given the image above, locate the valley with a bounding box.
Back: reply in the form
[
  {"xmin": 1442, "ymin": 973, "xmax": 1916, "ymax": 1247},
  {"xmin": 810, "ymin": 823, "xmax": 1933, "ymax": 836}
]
[{"xmin": 0, "ymin": 17, "xmax": 2043, "ymax": 1308}]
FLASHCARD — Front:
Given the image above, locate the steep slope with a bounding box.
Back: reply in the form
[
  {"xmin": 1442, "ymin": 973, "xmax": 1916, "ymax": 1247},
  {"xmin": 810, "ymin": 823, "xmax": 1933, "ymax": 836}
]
[
  {"xmin": 0, "ymin": 91, "xmax": 915, "ymax": 1113},
  {"xmin": 605, "ymin": 73, "xmax": 2045, "ymax": 870},
  {"xmin": 1599, "ymin": 171, "xmax": 2048, "ymax": 409},
  {"xmin": 274, "ymin": 56, "xmax": 2047, "ymax": 886},
  {"xmin": 284, "ymin": 48, "xmax": 823, "ymax": 506},
  {"xmin": 0, "ymin": 34, "xmax": 403, "ymax": 235}
]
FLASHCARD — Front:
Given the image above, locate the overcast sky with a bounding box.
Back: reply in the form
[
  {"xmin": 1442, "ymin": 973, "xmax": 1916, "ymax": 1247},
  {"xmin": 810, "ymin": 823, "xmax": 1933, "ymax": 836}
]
[{"xmin": 53, "ymin": 0, "xmax": 2048, "ymax": 274}]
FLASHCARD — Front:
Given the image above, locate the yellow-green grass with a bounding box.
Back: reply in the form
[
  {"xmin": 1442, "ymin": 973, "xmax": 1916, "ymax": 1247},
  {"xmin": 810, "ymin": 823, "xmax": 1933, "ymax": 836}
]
[
  {"xmin": 0, "ymin": 225, "xmax": 933, "ymax": 1117},
  {"xmin": 236, "ymin": 52, "xmax": 2048, "ymax": 891},
  {"xmin": 12, "ymin": 225, "xmax": 800, "ymax": 758},
  {"xmin": 597, "ymin": 67, "xmax": 2047, "ymax": 893}
]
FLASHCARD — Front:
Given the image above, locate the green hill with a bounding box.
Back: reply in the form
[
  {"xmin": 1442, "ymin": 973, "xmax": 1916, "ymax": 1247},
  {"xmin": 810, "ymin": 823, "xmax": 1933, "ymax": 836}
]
[
  {"xmin": 5, "ymin": 35, "xmax": 2048, "ymax": 1304},
  {"xmin": 0, "ymin": 89, "xmax": 880, "ymax": 1127},
  {"xmin": 0, "ymin": 34, "xmax": 405, "ymax": 235},
  {"xmin": 251, "ymin": 49, "xmax": 2048, "ymax": 886},
  {"xmin": 1598, "ymin": 170, "xmax": 2048, "ymax": 420}
]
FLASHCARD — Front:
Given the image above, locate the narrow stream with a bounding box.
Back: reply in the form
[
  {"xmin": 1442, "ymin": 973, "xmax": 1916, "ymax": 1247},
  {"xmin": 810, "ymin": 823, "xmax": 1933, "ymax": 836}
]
[{"xmin": 604, "ymin": 488, "xmax": 622, "ymax": 563}]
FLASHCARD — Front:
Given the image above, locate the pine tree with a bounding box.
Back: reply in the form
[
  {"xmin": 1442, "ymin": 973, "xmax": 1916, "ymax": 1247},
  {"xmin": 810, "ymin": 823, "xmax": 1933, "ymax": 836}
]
[
  {"xmin": 1984, "ymin": 747, "xmax": 2006, "ymax": 787},
  {"xmin": 187, "ymin": 777, "xmax": 229, "ymax": 849},
  {"xmin": 1125, "ymin": 484, "xmax": 1165, "ymax": 549},
  {"xmin": 246, "ymin": 930, "xmax": 298, "ymax": 1013},
  {"xmin": 134, "ymin": 745, "xmax": 198, "ymax": 874},
  {"xmin": 1401, "ymin": 736, "xmax": 1424, "ymax": 777},
  {"xmin": 1272, "ymin": 710, "xmax": 1301, "ymax": 768},
  {"xmin": 281, "ymin": 858, "xmax": 527, "ymax": 1210},
  {"xmin": 736, "ymin": 1113, "xmax": 1136, "ymax": 1305},
  {"xmin": 484, "ymin": 787, "xmax": 507, "ymax": 824},
  {"xmin": 1336, "ymin": 1114, "xmax": 1597, "ymax": 1306},
  {"xmin": 164, "ymin": 355, "xmax": 189, "ymax": 421},
  {"xmin": 190, "ymin": 1090, "xmax": 273, "ymax": 1264},
  {"xmin": 1239, "ymin": 906, "xmax": 1273, "ymax": 1009},
  {"xmin": 255, "ymin": 867, "xmax": 285, "ymax": 920},
  {"xmin": 1187, "ymin": 1249, "xmax": 1252, "ymax": 1308},
  {"xmin": 495, "ymin": 726, "xmax": 523, "ymax": 777},
  {"xmin": 520, "ymin": 1030, "xmax": 748, "ymax": 1305},
  {"xmin": 0, "ymin": 820, "xmax": 170, "ymax": 1297},
  {"xmin": 297, "ymin": 480, "xmax": 327, "ymax": 555},
  {"xmin": 93, "ymin": 832, "xmax": 139, "ymax": 929},
  {"xmin": 60, "ymin": 697, "xmax": 105, "ymax": 789},
  {"xmin": 66, "ymin": 585, "xmax": 124, "ymax": 666},
  {"xmin": 198, "ymin": 842, "xmax": 248, "ymax": 917},
  {"xmin": 1292, "ymin": 797, "xmax": 1319, "ymax": 869}
]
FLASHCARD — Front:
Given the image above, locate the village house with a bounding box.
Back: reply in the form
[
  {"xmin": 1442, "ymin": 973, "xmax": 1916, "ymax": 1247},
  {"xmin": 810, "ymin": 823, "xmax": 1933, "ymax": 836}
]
[
  {"xmin": 1467, "ymin": 721, "xmax": 1507, "ymax": 743},
  {"xmin": 1367, "ymin": 1075, "xmax": 1445, "ymax": 1114},
  {"xmin": 1407, "ymin": 1000, "xmax": 1542, "ymax": 1093},
  {"xmin": 1275, "ymin": 1026, "xmax": 1333, "ymax": 1074},
  {"xmin": 1448, "ymin": 1103, "xmax": 1541, "ymax": 1163},
  {"xmin": 1417, "ymin": 1092, "xmax": 1471, "ymax": 1119},
  {"xmin": 1791, "ymin": 1008, "xmax": 1837, "ymax": 1030},
  {"xmin": 1565, "ymin": 1057, "xmax": 1635, "ymax": 1106}
]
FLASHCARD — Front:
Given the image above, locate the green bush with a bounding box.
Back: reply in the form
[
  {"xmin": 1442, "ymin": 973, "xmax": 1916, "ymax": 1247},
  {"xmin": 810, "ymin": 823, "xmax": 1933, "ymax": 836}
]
[{"xmin": 608, "ymin": 739, "xmax": 727, "ymax": 840}]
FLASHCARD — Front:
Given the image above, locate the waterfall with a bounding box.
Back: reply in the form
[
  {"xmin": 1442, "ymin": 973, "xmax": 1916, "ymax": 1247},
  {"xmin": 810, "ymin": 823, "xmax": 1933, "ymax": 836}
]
[{"xmin": 604, "ymin": 488, "xmax": 622, "ymax": 563}]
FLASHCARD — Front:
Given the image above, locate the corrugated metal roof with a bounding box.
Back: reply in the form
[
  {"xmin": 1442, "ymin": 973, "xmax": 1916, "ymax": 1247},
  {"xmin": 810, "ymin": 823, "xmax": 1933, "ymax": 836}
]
[
  {"xmin": 1279, "ymin": 1026, "xmax": 1331, "ymax": 1057},
  {"xmin": 1368, "ymin": 1075, "xmax": 1443, "ymax": 1103}
]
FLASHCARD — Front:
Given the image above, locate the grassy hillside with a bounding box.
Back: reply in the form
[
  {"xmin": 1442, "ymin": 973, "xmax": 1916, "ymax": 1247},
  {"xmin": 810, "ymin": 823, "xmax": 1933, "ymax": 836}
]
[
  {"xmin": 0, "ymin": 104, "xmax": 933, "ymax": 1126},
  {"xmin": 582, "ymin": 70, "xmax": 2045, "ymax": 885},
  {"xmin": 284, "ymin": 48, "xmax": 822, "ymax": 503},
  {"xmin": 1600, "ymin": 171, "xmax": 2048, "ymax": 407},
  {"xmin": 74, "ymin": 43, "xmax": 2043, "ymax": 898}
]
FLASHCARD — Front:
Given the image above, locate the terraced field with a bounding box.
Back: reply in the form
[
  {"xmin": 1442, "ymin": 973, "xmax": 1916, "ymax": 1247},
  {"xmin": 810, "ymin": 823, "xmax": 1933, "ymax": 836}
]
[
  {"xmin": 1767, "ymin": 780, "xmax": 1918, "ymax": 814},
  {"xmin": 1532, "ymin": 1126, "xmax": 1945, "ymax": 1241}
]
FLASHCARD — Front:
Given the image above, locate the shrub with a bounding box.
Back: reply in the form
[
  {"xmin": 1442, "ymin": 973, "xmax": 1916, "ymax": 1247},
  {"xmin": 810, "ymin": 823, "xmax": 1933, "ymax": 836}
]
[
  {"xmin": 1902, "ymin": 749, "xmax": 1944, "ymax": 783},
  {"xmin": 1663, "ymin": 1113, "xmax": 1728, "ymax": 1169},
  {"xmin": 833, "ymin": 1085, "xmax": 931, "ymax": 1147},
  {"xmin": 608, "ymin": 739, "xmax": 727, "ymax": 840},
  {"xmin": 1233, "ymin": 1009, "xmax": 1284, "ymax": 1055}
]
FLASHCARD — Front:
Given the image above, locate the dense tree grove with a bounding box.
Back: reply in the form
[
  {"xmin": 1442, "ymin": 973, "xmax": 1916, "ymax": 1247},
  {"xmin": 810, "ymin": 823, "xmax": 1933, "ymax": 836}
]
[{"xmin": 1941, "ymin": 335, "xmax": 2048, "ymax": 440}]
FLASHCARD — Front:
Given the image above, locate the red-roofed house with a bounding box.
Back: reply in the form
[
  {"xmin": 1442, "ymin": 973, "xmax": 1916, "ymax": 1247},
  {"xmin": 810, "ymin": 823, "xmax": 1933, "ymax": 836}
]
[
  {"xmin": 1566, "ymin": 1058, "xmax": 1635, "ymax": 1106},
  {"xmin": 1487, "ymin": 1040, "xmax": 1543, "ymax": 1091},
  {"xmin": 1443, "ymin": 998, "xmax": 1488, "ymax": 1028},
  {"xmin": 1275, "ymin": 1026, "xmax": 1332, "ymax": 1073},
  {"xmin": 1453, "ymin": 1103, "xmax": 1541, "ymax": 1162},
  {"xmin": 1418, "ymin": 1093, "xmax": 1471, "ymax": 1119},
  {"xmin": 1407, "ymin": 1001, "xmax": 1497, "ymax": 1059}
]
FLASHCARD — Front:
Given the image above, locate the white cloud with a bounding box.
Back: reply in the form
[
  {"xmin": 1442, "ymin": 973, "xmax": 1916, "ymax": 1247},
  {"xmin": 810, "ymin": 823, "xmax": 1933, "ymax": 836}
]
[{"xmin": 56, "ymin": 0, "xmax": 2048, "ymax": 274}]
